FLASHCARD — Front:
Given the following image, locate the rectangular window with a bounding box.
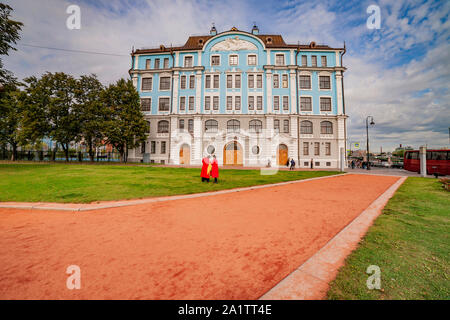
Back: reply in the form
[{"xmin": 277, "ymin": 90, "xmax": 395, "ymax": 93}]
[
  {"xmin": 311, "ymin": 56, "xmax": 317, "ymax": 67},
  {"xmin": 300, "ymin": 97, "xmax": 312, "ymax": 111},
  {"xmin": 205, "ymin": 75, "xmax": 211, "ymax": 89},
  {"xmin": 211, "ymin": 55, "xmax": 220, "ymax": 66},
  {"xmin": 301, "ymin": 55, "xmax": 307, "ymax": 67},
  {"xmin": 303, "ymin": 142, "xmax": 309, "ymax": 155},
  {"xmin": 145, "ymin": 59, "xmax": 151, "ymax": 69},
  {"xmin": 299, "ymin": 75, "xmax": 311, "ymax": 89},
  {"xmin": 151, "ymin": 141, "xmax": 156, "ymax": 154},
  {"xmin": 179, "ymin": 119, "xmax": 185, "ymax": 130},
  {"xmin": 213, "ymin": 75, "xmax": 219, "ymax": 88},
  {"xmin": 227, "ymin": 75, "xmax": 232, "ymax": 88},
  {"xmin": 283, "ymin": 119, "xmax": 289, "ymax": 133},
  {"xmin": 320, "ymin": 97, "xmax": 332, "ymax": 111},
  {"xmin": 257, "ymin": 96, "xmax": 263, "ymax": 110},
  {"xmin": 227, "ymin": 96, "xmax": 232, "ymax": 110},
  {"xmin": 229, "ymin": 55, "xmax": 238, "ymax": 66},
  {"xmin": 180, "ymin": 75, "xmax": 186, "ymax": 89},
  {"xmin": 248, "ymin": 54, "xmax": 256, "ymax": 65},
  {"xmin": 248, "ymin": 74, "xmax": 254, "ymax": 88},
  {"xmin": 179, "ymin": 96, "xmax": 186, "ymax": 111},
  {"xmin": 235, "ymin": 74, "xmax": 241, "ymax": 88},
  {"xmin": 184, "ymin": 56, "xmax": 193, "ymax": 67},
  {"xmin": 256, "ymin": 75, "xmax": 262, "ymax": 88},
  {"xmin": 141, "ymin": 78, "xmax": 152, "ymax": 91},
  {"xmin": 274, "ymin": 119, "xmax": 280, "ymax": 132},
  {"xmin": 189, "ymin": 75, "xmax": 195, "ymax": 89},
  {"xmin": 276, "ymin": 54, "xmax": 285, "ymax": 66},
  {"xmin": 188, "ymin": 119, "xmax": 194, "ymax": 133},
  {"xmin": 248, "ymin": 96, "xmax": 255, "ymax": 110},
  {"xmin": 140, "ymin": 143, "xmax": 146, "ymax": 154},
  {"xmin": 204, "ymin": 96, "xmax": 211, "ymax": 110},
  {"xmin": 273, "ymin": 96, "xmax": 280, "ymax": 110},
  {"xmin": 154, "ymin": 58, "xmax": 160, "ymax": 69},
  {"xmin": 188, "ymin": 96, "xmax": 194, "ymax": 110},
  {"xmin": 282, "ymin": 96, "xmax": 289, "ymax": 111},
  {"xmin": 141, "ymin": 98, "xmax": 151, "ymax": 112},
  {"xmin": 325, "ymin": 142, "xmax": 331, "ymax": 155},
  {"xmin": 161, "ymin": 141, "xmax": 166, "ymax": 154},
  {"xmin": 314, "ymin": 142, "xmax": 320, "ymax": 155},
  {"xmin": 163, "ymin": 58, "xmax": 169, "ymax": 69},
  {"xmin": 159, "ymin": 77, "xmax": 171, "ymax": 90},
  {"xmin": 159, "ymin": 97, "xmax": 170, "ymax": 111},
  {"xmin": 282, "ymin": 74, "xmax": 288, "ymax": 88},
  {"xmin": 273, "ymin": 74, "xmax": 279, "ymax": 88},
  {"xmin": 321, "ymin": 56, "xmax": 327, "ymax": 67},
  {"xmin": 319, "ymin": 76, "xmax": 331, "ymax": 89},
  {"xmin": 213, "ymin": 96, "xmax": 219, "ymax": 110},
  {"xmin": 235, "ymin": 96, "xmax": 241, "ymax": 110}
]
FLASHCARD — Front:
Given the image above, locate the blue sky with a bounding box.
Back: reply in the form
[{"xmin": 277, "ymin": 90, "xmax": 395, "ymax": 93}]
[{"xmin": 3, "ymin": 0, "xmax": 450, "ymax": 151}]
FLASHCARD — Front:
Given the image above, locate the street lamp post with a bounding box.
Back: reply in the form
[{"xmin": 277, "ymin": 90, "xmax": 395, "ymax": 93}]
[{"xmin": 366, "ymin": 116, "xmax": 375, "ymax": 170}]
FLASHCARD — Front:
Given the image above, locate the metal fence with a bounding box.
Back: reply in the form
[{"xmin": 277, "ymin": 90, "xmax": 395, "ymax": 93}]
[{"xmin": 0, "ymin": 149, "xmax": 123, "ymax": 162}]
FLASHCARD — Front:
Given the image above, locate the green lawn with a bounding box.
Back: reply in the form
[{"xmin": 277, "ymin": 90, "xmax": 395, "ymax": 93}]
[
  {"xmin": 327, "ymin": 177, "xmax": 450, "ymax": 300},
  {"xmin": 0, "ymin": 164, "xmax": 339, "ymax": 203}
]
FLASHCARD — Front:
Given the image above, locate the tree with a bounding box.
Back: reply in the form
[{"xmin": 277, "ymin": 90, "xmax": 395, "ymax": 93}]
[
  {"xmin": 22, "ymin": 72, "xmax": 80, "ymax": 161},
  {"xmin": 0, "ymin": 3, "xmax": 23, "ymax": 87},
  {"xmin": 0, "ymin": 88, "xmax": 25, "ymax": 160},
  {"xmin": 102, "ymin": 79, "xmax": 147, "ymax": 162},
  {"xmin": 75, "ymin": 74, "xmax": 106, "ymax": 162}
]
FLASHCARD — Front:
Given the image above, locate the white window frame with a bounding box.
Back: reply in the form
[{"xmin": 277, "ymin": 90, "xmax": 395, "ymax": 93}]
[
  {"xmin": 275, "ymin": 53, "xmax": 285, "ymax": 66},
  {"xmin": 299, "ymin": 95, "xmax": 313, "ymax": 112},
  {"xmin": 184, "ymin": 55, "xmax": 194, "ymax": 68},
  {"xmin": 229, "ymin": 54, "xmax": 239, "ymax": 66},
  {"xmin": 299, "ymin": 73, "xmax": 312, "ymax": 90},
  {"xmin": 247, "ymin": 54, "xmax": 257, "ymax": 66},
  {"xmin": 319, "ymin": 96, "xmax": 332, "ymax": 113},
  {"xmin": 318, "ymin": 72, "xmax": 332, "ymax": 91},
  {"xmin": 159, "ymin": 76, "xmax": 171, "ymax": 91},
  {"xmin": 157, "ymin": 96, "xmax": 171, "ymax": 113},
  {"xmin": 180, "ymin": 75, "xmax": 187, "ymax": 90},
  {"xmin": 211, "ymin": 55, "xmax": 221, "ymax": 66},
  {"xmin": 188, "ymin": 96, "xmax": 195, "ymax": 112},
  {"xmin": 179, "ymin": 96, "xmax": 186, "ymax": 112},
  {"xmin": 141, "ymin": 76, "xmax": 153, "ymax": 92}
]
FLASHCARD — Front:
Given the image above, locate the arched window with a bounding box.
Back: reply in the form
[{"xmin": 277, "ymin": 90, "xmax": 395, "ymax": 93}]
[
  {"xmin": 157, "ymin": 120, "xmax": 169, "ymax": 133},
  {"xmin": 249, "ymin": 120, "xmax": 262, "ymax": 133},
  {"xmin": 300, "ymin": 120, "xmax": 313, "ymax": 134},
  {"xmin": 320, "ymin": 121, "xmax": 333, "ymax": 134},
  {"xmin": 145, "ymin": 121, "xmax": 151, "ymax": 133},
  {"xmin": 227, "ymin": 119, "xmax": 240, "ymax": 132},
  {"xmin": 205, "ymin": 119, "xmax": 218, "ymax": 133}
]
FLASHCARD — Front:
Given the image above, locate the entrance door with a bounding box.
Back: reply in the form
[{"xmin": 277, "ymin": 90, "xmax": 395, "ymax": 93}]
[
  {"xmin": 223, "ymin": 141, "xmax": 243, "ymax": 166},
  {"xmin": 277, "ymin": 144, "xmax": 288, "ymax": 166},
  {"xmin": 179, "ymin": 144, "xmax": 190, "ymax": 165}
]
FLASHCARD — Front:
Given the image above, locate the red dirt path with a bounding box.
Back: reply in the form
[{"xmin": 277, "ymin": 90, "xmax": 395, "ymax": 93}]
[{"xmin": 0, "ymin": 174, "xmax": 399, "ymax": 299}]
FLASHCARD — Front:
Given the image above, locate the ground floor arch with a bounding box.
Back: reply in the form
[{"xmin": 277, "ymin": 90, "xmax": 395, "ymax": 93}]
[
  {"xmin": 179, "ymin": 144, "xmax": 190, "ymax": 165},
  {"xmin": 223, "ymin": 141, "xmax": 243, "ymax": 166},
  {"xmin": 277, "ymin": 144, "xmax": 288, "ymax": 166}
]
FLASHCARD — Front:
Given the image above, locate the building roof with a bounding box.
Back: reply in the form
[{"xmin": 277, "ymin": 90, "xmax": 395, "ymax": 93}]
[{"xmin": 132, "ymin": 28, "xmax": 343, "ymax": 55}]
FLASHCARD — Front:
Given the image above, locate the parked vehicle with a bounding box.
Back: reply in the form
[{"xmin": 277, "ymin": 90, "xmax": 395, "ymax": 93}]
[{"xmin": 404, "ymin": 150, "xmax": 449, "ymax": 176}]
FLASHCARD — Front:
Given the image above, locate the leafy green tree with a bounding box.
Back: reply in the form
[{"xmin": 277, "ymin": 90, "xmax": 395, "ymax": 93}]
[
  {"xmin": 0, "ymin": 88, "xmax": 25, "ymax": 160},
  {"xmin": 102, "ymin": 79, "xmax": 147, "ymax": 162},
  {"xmin": 0, "ymin": 3, "xmax": 23, "ymax": 87},
  {"xmin": 22, "ymin": 72, "xmax": 80, "ymax": 161},
  {"xmin": 75, "ymin": 74, "xmax": 106, "ymax": 162}
]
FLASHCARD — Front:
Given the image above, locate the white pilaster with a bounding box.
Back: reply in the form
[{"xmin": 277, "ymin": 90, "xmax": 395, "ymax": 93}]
[
  {"xmin": 172, "ymin": 71, "xmax": 180, "ymax": 114},
  {"xmin": 195, "ymin": 70, "xmax": 202, "ymax": 113},
  {"xmin": 335, "ymin": 71, "xmax": 343, "ymax": 115},
  {"xmin": 289, "ymin": 70, "xmax": 296, "ymax": 114},
  {"xmin": 266, "ymin": 70, "xmax": 273, "ymax": 113}
]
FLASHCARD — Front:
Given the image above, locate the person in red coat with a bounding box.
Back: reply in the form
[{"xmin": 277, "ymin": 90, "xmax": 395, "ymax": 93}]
[
  {"xmin": 201, "ymin": 155, "xmax": 210, "ymax": 182},
  {"xmin": 210, "ymin": 155, "xmax": 219, "ymax": 183}
]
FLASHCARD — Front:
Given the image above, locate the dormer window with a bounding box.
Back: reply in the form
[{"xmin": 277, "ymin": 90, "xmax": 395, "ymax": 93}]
[
  {"xmin": 229, "ymin": 54, "xmax": 238, "ymax": 66},
  {"xmin": 266, "ymin": 37, "xmax": 272, "ymax": 44}
]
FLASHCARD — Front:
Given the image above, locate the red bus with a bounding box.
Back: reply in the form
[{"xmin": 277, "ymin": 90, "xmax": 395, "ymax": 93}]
[{"xmin": 404, "ymin": 149, "xmax": 449, "ymax": 176}]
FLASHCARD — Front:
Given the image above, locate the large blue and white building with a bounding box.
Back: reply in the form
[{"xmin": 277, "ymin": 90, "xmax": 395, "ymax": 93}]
[{"xmin": 129, "ymin": 25, "xmax": 347, "ymax": 168}]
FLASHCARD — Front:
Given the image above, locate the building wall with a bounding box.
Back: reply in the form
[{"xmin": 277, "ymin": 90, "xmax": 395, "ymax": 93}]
[{"xmin": 129, "ymin": 30, "xmax": 347, "ymax": 168}]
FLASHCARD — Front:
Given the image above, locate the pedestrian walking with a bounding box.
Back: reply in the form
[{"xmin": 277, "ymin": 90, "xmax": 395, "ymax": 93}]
[
  {"xmin": 201, "ymin": 155, "xmax": 210, "ymax": 182},
  {"xmin": 290, "ymin": 158, "xmax": 295, "ymax": 170}
]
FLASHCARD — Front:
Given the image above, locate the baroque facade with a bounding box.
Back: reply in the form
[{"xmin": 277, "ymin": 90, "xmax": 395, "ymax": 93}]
[{"xmin": 129, "ymin": 26, "xmax": 348, "ymax": 168}]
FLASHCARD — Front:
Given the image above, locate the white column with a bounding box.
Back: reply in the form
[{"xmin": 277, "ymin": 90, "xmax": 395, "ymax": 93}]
[
  {"xmin": 266, "ymin": 49, "xmax": 271, "ymax": 65},
  {"xmin": 337, "ymin": 117, "xmax": 347, "ymax": 169},
  {"xmin": 195, "ymin": 70, "xmax": 202, "ymax": 113},
  {"xmin": 172, "ymin": 71, "xmax": 179, "ymax": 114},
  {"xmin": 420, "ymin": 146, "xmax": 427, "ymax": 177},
  {"xmin": 197, "ymin": 50, "xmax": 202, "ymax": 66},
  {"xmin": 335, "ymin": 71, "xmax": 344, "ymax": 115},
  {"xmin": 266, "ymin": 70, "xmax": 273, "ymax": 113},
  {"xmin": 193, "ymin": 116, "xmax": 203, "ymax": 164},
  {"xmin": 289, "ymin": 70, "xmax": 296, "ymax": 114},
  {"xmin": 169, "ymin": 116, "xmax": 178, "ymax": 164},
  {"xmin": 175, "ymin": 52, "xmax": 179, "ymax": 67}
]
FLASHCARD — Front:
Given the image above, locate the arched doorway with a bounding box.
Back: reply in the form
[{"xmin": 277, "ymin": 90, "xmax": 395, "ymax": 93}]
[
  {"xmin": 223, "ymin": 141, "xmax": 243, "ymax": 166},
  {"xmin": 277, "ymin": 144, "xmax": 288, "ymax": 166},
  {"xmin": 179, "ymin": 144, "xmax": 190, "ymax": 165}
]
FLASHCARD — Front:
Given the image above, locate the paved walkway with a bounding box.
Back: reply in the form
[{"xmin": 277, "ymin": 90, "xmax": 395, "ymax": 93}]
[{"xmin": 0, "ymin": 174, "xmax": 402, "ymax": 299}]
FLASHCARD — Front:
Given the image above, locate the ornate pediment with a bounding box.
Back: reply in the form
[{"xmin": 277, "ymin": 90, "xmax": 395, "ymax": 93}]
[{"xmin": 211, "ymin": 37, "xmax": 257, "ymax": 51}]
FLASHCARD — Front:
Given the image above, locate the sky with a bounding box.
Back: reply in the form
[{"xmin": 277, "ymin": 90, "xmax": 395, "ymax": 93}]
[{"xmin": 3, "ymin": 0, "xmax": 450, "ymax": 151}]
